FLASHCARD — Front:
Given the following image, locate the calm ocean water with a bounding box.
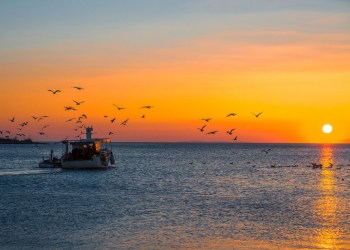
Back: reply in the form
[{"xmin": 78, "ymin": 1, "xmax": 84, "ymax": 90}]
[{"xmin": 1, "ymin": 143, "xmax": 350, "ymax": 250}]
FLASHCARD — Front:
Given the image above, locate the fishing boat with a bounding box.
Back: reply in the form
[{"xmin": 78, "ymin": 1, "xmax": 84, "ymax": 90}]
[
  {"xmin": 61, "ymin": 126, "xmax": 115, "ymax": 169},
  {"xmin": 38, "ymin": 149, "xmax": 62, "ymax": 168}
]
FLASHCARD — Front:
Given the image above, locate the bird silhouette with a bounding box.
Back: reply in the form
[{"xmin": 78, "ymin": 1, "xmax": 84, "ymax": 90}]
[
  {"xmin": 72, "ymin": 86, "xmax": 83, "ymax": 90},
  {"xmin": 140, "ymin": 106, "xmax": 153, "ymax": 109},
  {"xmin": 262, "ymin": 149, "xmax": 271, "ymax": 154},
  {"xmin": 108, "ymin": 132, "xmax": 114, "ymax": 135},
  {"xmin": 201, "ymin": 118, "xmax": 212, "ymax": 122},
  {"xmin": 66, "ymin": 118, "xmax": 76, "ymax": 122},
  {"xmin": 251, "ymin": 112, "xmax": 263, "ymax": 118},
  {"xmin": 198, "ymin": 125, "xmax": 206, "ymax": 132},
  {"xmin": 48, "ymin": 89, "xmax": 61, "ymax": 94},
  {"xmin": 110, "ymin": 118, "xmax": 116, "ymax": 123},
  {"xmin": 207, "ymin": 131, "xmax": 218, "ymax": 135},
  {"xmin": 73, "ymin": 100, "xmax": 84, "ymax": 105},
  {"xmin": 9, "ymin": 117, "xmax": 15, "ymax": 122},
  {"xmin": 41, "ymin": 125, "xmax": 50, "ymax": 130},
  {"xmin": 32, "ymin": 116, "xmax": 38, "ymax": 120},
  {"xmin": 226, "ymin": 129, "xmax": 236, "ymax": 135},
  {"xmin": 226, "ymin": 113, "xmax": 237, "ymax": 117},
  {"xmin": 64, "ymin": 106, "xmax": 77, "ymax": 111},
  {"xmin": 113, "ymin": 104, "xmax": 125, "ymax": 110},
  {"xmin": 120, "ymin": 118, "xmax": 129, "ymax": 126},
  {"xmin": 233, "ymin": 136, "xmax": 238, "ymax": 141},
  {"xmin": 78, "ymin": 114, "xmax": 87, "ymax": 121},
  {"xmin": 141, "ymin": 115, "xmax": 145, "ymax": 118}
]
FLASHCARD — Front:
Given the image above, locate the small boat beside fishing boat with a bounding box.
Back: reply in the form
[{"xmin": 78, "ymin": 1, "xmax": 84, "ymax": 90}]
[{"xmin": 38, "ymin": 149, "xmax": 62, "ymax": 168}]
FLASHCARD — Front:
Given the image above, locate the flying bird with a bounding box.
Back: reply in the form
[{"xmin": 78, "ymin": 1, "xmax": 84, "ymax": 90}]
[
  {"xmin": 108, "ymin": 132, "xmax": 114, "ymax": 135},
  {"xmin": 233, "ymin": 136, "xmax": 238, "ymax": 141},
  {"xmin": 73, "ymin": 100, "xmax": 84, "ymax": 105},
  {"xmin": 66, "ymin": 118, "xmax": 76, "ymax": 122},
  {"xmin": 38, "ymin": 132, "xmax": 46, "ymax": 136},
  {"xmin": 113, "ymin": 104, "xmax": 125, "ymax": 110},
  {"xmin": 9, "ymin": 117, "xmax": 15, "ymax": 122},
  {"xmin": 251, "ymin": 112, "xmax": 263, "ymax": 118},
  {"xmin": 226, "ymin": 113, "xmax": 237, "ymax": 117},
  {"xmin": 19, "ymin": 122, "xmax": 29, "ymax": 127},
  {"xmin": 48, "ymin": 89, "xmax": 61, "ymax": 94},
  {"xmin": 226, "ymin": 129, "xmax": 236, "ymax": 135},
  {"xmin": 140, "ymin": 106, "xmax": 153, "ymax": 109},
  {"xmin": 207, "ymin": 131, "xmax": 218, "ymax": 135},
  {"xmin": 72, "ymin": 86, "xmax": 84, "ymax": 90},
  {"xmin": 197, "ymin": 125, "xmax": 206, "ymax": 132},
  {"xmin": 141, "ymin": 115, "xmax": 145, "ymax": 119},
  {"xmin": 120, "ymin": 118, "xmax": 129, "ymax": 126},
  {"xmin": 201, "ymin": 118, "xmax": 212, "ymax": 122},
  {"xmin": 32, "ymin": 116, "xmax": 38, "ymax": 120},
  {"xmin": 110, "ymin": 118, "xmax": 116, "ymax": 123},
  {"xmin": 64, "ymin": 106, "xmax": 77, "ymax": 111},
  {"xmin": 78, "ymin": 114, "xmax": 87, "ymax": 121}
]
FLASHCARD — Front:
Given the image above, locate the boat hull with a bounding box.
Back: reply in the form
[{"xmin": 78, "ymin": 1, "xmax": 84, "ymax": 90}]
[
  {"xmin": 61, "ymin": 155, "xmax": 112, "ymax": 170},
  {"xmin": 38, "ymin": 161, "xmax": 61, "ymax": 168}
]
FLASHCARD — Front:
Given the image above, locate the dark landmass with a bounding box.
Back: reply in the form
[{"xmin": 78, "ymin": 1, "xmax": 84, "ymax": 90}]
[{"xmin": 0, "ymin": 138, "xmax": 39, "ymax": 144}]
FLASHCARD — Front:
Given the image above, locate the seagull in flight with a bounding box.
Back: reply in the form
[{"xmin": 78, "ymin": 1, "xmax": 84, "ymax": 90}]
[
  {"xmin": 41, "ymin": 125, "xmax": 50, "ymax": 130},
  {"xmin": 66, "ymin": 118, "xmax": 76, "ymax": 122},
  {"xmin": 233, "ymin": 136, "xmax": 238, "ymax": 141},
  {"xmin": 72, "ymin": 86, "xmax": 84, "ymax": 90},
  {"xmin": 226, "ymin": 113, "xmax": 237, "ymax": 117},
  {"xmin": 110, "ymin": 117, "xmax": 116, "ymax": 123},
  {"xmin": 201, "ymin": 118, "xmax": 212, "ymax": 122},
  {"xmin": 226, "ymin": 129, "xmax": 236, "ymax": 135},
  {"xmin": 140, "ymin": 106, "xmax": 153, "ymax": 109},
  {"xmin": 108, "ymin": 132, "xmax": 114, "ymax": 135},
  {"xmin": 198, "ymin": 125, "xmax": 206, "ymax": 132},
  {"xmin": 48, "ymin": 89, "xmax": 61, "ymax": 94},
  {"xmin": 251, "ymin": 112, "xmax": 263, "ymax": 118},
  {"xmin": 120, "ymin": 118, "xmax": 129, "ymax": 126},
  {"xmin": 78, "ymin": 114, "xmax": 87, "ymax": 121},
  {"xmin": 9, "ymin": 117, "xmax": 15, "ymax": 122},
  {"xmin": 207, "ymin": 131, "xmax": 218, "ymax": 135},
  {"xmin": 73, "ymin": 100, "xmax": 84, "ymax": 105},
  {"xmin": 113, "ymin": 104, "xmax": 125, "ymax": 110},
  {"xmin": 64, "ymin": 106, "xmax": 77, "ymax": 111}
]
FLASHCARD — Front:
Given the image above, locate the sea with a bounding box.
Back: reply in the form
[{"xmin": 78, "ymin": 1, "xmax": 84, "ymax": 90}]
[{"xmin": 1, "ymin": 143, "xmax": 350, "ymax": 250}]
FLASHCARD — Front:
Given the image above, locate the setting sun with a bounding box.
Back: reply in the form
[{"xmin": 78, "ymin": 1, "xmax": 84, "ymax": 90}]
[{"xmin": 322, "ymin": 124, "xmax": 333, "ymax": 134}]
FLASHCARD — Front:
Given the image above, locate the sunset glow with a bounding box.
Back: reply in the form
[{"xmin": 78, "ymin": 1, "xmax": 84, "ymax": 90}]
[{"xmin": 1, "ymin": 1, "xmax": 350, "ymax": 143}]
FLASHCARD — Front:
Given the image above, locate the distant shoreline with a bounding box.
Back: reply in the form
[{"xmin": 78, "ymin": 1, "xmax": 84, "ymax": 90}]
[{"xmin": 0, "ymin": 138, "xmax": 43, "ymax": 144}]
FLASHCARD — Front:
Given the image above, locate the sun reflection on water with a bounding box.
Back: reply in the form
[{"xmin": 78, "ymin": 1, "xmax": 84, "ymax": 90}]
[{"xmin": 316, "ymin": 145, "xmax": 340, "ymax": 249}]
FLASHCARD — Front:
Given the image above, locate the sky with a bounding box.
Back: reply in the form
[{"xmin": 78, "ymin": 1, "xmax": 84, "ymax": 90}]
[{"xmin": 1, "ymin": 0, "xmax": 350, "ymax": 143}]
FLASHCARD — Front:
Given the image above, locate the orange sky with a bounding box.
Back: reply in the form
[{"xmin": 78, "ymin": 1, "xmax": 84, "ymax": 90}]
[{"xmin": 1, "ymin": 1, "xmax": 350, "ymax": 143}]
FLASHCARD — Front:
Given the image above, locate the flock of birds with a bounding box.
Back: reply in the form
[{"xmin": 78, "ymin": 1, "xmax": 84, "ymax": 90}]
[
  {"xmin": 197, "ymin": 112, "xmax": 263, "ymax": 142},
  {"xmin": 2, "ymin": 84, "xmax": 267, "ymax": 143},
  {"xmin": 1, "ymin": 85, "xmax": 154, "ymax": 141}
]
